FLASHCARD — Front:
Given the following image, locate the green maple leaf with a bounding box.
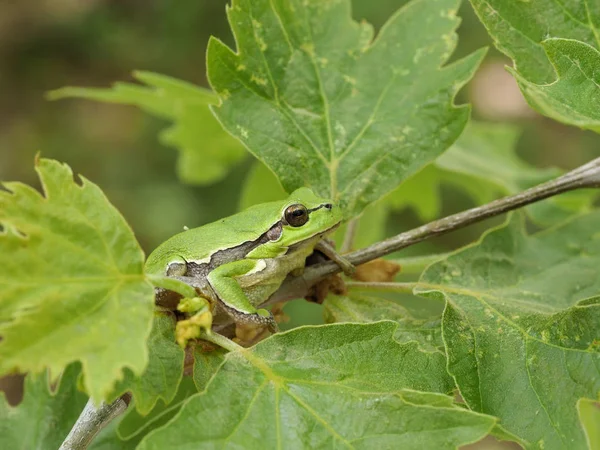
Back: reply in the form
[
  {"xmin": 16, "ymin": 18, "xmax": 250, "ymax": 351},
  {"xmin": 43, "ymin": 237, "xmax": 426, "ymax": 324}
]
[
  {"xmin": 138, "ymin": 322, "xmax": 495, "ymax": 449},
  {"xmin": 110, "ymin": 311, "xmax": 185, "ymax": 415},
  {"xmin": 115, "ymin": 377, "xmax": 198, "ymax": 446},
  {"xmin": 193, "ymin": 345, "xmax": 227, "ymax": 392},
  {"xmin": 0, "ymin": 364, "xmax": 87, "ymax": 449},
  {"xmin": 0, "ymin": 159, "xmax": 155, "ymax": 402},
  {"xmin": 515, "ymin": 39, "xmax": 600, "ymax": 132},
  {"xmin": 419, "ymin": 212, "xmax": 600, "ymax": 449},
  {"xmin": 208, "ymin": 0, "xmax": 485, "ymax": 215},
  {"xmin": 470, "ymin": 0, "xmax": 600, "ymax": 132},
  {"xmin": 324, "ymin": 294, "xmax": 443, "ymax": 351},
  {"xmin": 390, "ymin": 122, "xmax": 596, "ymax": 225},
  {"xmin": 49, "ymin": 71, "xmax": 246, "ymax": 184}
]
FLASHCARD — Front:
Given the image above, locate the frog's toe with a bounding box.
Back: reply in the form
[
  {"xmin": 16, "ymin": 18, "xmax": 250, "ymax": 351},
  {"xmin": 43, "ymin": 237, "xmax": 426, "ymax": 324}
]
[
  {"xmin": 252, "ymin": 310, "xmax": 279, "ymax": 333},
  {"xmin": 256, "ymin": 309, "xmax": 279, "ymax": 332}
]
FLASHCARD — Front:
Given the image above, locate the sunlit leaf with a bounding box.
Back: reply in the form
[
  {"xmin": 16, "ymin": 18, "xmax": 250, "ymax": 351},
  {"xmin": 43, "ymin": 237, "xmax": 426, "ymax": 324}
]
[
  {"xmin": 514, "ymin": 39, "xmax": 600, "ymax": 133},
  {"xmin": 110, "ymin": 311, "xmax": 185, "ymax": 414},
  {"xmin": 0, "ymin": 159, "xmax": 154, "ymax": 401}
]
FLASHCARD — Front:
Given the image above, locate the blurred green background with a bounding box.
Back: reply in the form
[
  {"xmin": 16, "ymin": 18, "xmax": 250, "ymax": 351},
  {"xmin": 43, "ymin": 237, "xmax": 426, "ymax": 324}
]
[{"xmin": 1, "ymin": 2, "xmax": 597, "ymax": 446}]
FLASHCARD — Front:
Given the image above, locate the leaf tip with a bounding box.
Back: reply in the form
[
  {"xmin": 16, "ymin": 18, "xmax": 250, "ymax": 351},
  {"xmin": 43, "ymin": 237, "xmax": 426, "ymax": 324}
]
[
  {"xmin": 45, "ymin": 87, "xmax": 67, "ymax": 101},
  {"xmin": 33, "ymin": 151, "xmax": 42, "ymax": 167}
]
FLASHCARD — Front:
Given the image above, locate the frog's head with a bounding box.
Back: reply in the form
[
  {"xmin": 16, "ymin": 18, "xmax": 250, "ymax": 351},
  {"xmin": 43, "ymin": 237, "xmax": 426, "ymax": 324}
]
[{"xmin": 275, "ymin": 187, "xmax": 342, "ymax": 248}]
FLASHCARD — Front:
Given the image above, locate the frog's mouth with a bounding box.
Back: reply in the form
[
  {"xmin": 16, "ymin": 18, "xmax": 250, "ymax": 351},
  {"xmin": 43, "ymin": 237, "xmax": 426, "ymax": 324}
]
[
  {"xmin": 320, "ymin": 221, "xmax": 341, "ymax": 237},
  {"xmin": 286, "ymin": 221, "xmax": 341, "ymax": 254}
]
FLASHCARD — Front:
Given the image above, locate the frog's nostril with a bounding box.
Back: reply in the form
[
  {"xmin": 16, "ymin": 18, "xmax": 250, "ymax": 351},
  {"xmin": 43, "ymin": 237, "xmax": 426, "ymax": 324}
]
[{"xmin": 324, "ymin": 203, "xmax": 333, "ymax": 210}]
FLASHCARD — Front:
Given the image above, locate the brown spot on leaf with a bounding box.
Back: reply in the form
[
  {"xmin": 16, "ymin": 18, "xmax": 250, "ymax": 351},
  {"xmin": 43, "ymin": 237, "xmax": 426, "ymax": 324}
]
[
  {"xmin": 305, "ymin": 274, "xmax": 346, "ymax": 304},
  {"xmin": 352, "ymin": 259, "xmax": 400, "ymax": 282}
]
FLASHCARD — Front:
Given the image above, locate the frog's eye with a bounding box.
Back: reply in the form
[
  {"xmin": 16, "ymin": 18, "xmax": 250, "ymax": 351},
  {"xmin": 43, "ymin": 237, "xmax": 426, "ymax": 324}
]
[{"xmin": 284, "ymin": 204, "xmax": 309, "ymax": 227}]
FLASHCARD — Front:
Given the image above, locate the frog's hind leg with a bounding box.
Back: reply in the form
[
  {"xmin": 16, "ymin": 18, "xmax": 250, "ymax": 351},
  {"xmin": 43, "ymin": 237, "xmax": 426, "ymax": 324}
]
[{"xmin": 207, "ymin": 259, "xmax": 278, "ymax": 333}]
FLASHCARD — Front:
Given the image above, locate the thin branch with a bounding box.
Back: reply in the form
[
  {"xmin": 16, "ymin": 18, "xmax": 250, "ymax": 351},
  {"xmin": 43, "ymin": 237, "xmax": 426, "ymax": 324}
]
[
  {"xmin": 199, "ymin": 330, "xmax": 243, "ymax": 352},
  {"xmin": 269, "ymin": 156, "xmax": 600, "ymax": 303},
  {"xmin": 59, "ymin": 394, "xmax": 131, "ymax": 450}
]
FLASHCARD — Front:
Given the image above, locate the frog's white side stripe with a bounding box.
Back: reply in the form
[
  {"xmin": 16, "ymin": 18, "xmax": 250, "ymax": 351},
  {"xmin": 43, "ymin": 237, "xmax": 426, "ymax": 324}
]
[{"xmin": 188, "ymin": 256, "xmax": 211, "ymax": 265}]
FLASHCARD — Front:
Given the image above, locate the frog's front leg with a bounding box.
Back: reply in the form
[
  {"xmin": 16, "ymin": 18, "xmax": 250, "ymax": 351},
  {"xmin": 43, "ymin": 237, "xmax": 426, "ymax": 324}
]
[{"xmin": 207, "ymin": 259, "xmax": 278, "ymax": 333}]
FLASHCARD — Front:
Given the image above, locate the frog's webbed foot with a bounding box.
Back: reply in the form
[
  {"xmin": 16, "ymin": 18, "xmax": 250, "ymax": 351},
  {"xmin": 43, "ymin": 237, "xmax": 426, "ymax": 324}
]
[{"xmin": 315, "ymin": 240, "xmax": 356, "ymax": 276}]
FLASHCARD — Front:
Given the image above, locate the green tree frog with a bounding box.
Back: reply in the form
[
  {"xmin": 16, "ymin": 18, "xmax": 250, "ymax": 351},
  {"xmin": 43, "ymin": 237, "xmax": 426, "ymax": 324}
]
[{"xmin": 145, "ymin": 188, "xmax": 345, "ymax": 332}]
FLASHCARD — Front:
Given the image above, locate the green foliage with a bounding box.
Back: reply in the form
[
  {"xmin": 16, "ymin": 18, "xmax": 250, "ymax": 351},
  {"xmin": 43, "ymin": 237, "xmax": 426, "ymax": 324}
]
[
  {"xmin": 577, "ymin": 398, "xmax": 600, "ymax": 449},
  {"xmin": 324, "ymin": 294, "xmax": 443, "ymax": 351},
  {"xmin": 0, "ymin": 158, "xmax": 155, "ymax": 402},
  {"xmin": 1, "ymin": 0, "xmax": 599, "ymax": 448},
  {"xmin": 208, "ymin": 0, "xmax": 485, "ymax": 215},
  {"xmin": 138, "ymin": 322, "xmax": 495, "ymax": 449},
  {"xmin": 48, "ymin": 71, "xmax": 246, "ymax": 184},
  {"xmin": 515, "ymin": 39, "xmax": 600, "ymax": 133},
  {"xmin": 88, "ymin": 420, "xmax": 140, "ymax": 450},
  {"xmin": 115, "ymin": 377, "xmax": 198, "ymax": 446},
  {"xmin": 0, "ymin": 364, "xmax": 87, "ymax": 449},
  {"xmin": 193, "ymin": 346, "xmax": 227, "ymax": 391},
  {"xmin": 391, "ymin": 121, "xmax": 595, "ymax": 225},
  {"xmin": 470, "ymin": 0, "xmax": 600, "ymax": 132},
  {"xmin": 420, "ymin": 212, "xmax": 600, "ymax": 449},
  {"xmin": 110, "ymin": 311, "xmax": 185, "ymax": 414}
]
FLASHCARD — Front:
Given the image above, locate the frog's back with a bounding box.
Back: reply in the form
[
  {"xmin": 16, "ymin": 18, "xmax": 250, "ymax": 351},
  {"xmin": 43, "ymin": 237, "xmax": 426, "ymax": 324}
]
[{"xmin": 144, "ymin": 201, "xmax": 283, "ymax": 274}]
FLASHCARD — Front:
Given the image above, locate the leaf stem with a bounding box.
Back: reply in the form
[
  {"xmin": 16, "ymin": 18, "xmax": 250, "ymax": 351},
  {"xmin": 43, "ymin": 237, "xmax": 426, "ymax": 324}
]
[
  {"xmin": 390, "ymin": 253, "xmax": 453, "ymax": 274},
  {"xmin": 346, "ymin": 281, "xmax": 416, "ymax": 293},
  {"xmin": 200, "ymin": 331, "xmax": 243, "ymax": 353},
  {"xmin": 59, "ymin": 394, "xmax": 131, "ymax": 450}
]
